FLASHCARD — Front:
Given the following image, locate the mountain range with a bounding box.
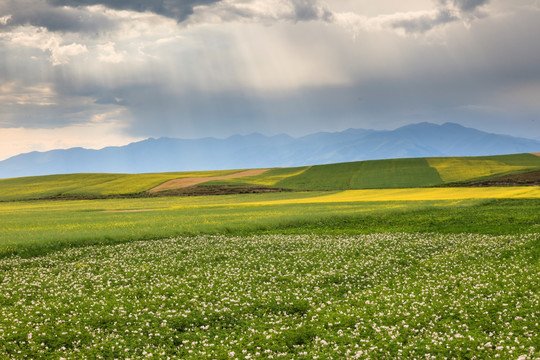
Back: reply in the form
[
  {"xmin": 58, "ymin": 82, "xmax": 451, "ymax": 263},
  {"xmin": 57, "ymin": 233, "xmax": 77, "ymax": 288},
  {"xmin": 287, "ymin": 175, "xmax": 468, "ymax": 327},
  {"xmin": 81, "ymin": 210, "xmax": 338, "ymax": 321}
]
[{"xmin": 1, "ymin": 122, "xmax": 539, "ymax": 179}]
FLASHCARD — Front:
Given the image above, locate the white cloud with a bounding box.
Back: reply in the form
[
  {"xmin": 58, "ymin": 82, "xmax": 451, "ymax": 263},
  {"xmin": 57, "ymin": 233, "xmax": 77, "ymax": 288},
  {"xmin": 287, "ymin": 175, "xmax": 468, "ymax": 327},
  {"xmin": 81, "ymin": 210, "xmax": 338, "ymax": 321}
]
[
  {"xmin": 49, "ymin": 40, "xmax": 88, "ymax": 66},
  {"xmin": 330, "ymin": 0, "xmax": 491, "ymax": 37},
  {"xmin": 98, "ymin": 42, "xmax": 125, "ymax": 63},
  {"xmin": 1, "ymin": 25, "xmax": 87, "ymax": 65},
  {"xmin": 0, "ymin": 15, "xmax": 12, "ymax": 25}
]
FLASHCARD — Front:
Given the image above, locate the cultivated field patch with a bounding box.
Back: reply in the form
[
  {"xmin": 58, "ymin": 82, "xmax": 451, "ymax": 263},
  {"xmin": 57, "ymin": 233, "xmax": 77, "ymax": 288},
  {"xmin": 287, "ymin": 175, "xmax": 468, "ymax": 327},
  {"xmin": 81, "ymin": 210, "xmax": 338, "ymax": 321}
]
[
  {"xmin": 1, "ymin": 191, "xmax": 539, "ymax": 258},
  {"xmin": 459, "ymin": 169, "xmax": 540, "ymax": 186},
  {"xmin": 0, "ymin": 170, "xmax": 239, "ymax": 201},
  {"xmin": 427, "ymin": 158, "xmax": 532, "ymax": 183},
  {"xmin": 257, "ymin": 187, "xmax": 540, "ymax": 205},
  {"xmin": 148, "ymin": 169, "xmax": 269, "ymax": 193},
  {"xmin": 203, "ymin": 166, "xmax": 311, "ymax": 187},
  {"xmin": 276, "ymin": 158, "xmax": 443, "ymax": 190}
]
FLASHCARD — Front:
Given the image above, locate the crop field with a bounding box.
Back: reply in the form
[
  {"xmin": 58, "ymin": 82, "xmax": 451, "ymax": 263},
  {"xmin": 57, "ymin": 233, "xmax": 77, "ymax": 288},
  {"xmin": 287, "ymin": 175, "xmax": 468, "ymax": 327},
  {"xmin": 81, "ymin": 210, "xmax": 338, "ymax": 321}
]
[
  {"xmin": 0, "ymin": 170, "xmax": 239, "ymax": 201},
  {"xmin": 203, "ymin": 167, "xmax": 311, "ymax": 187},
  {"xmin": 426, "ymin": 158, "xmax": 534, "ymax": 183},
  {"xmin": 1, "ymin": 233, "xmax": 538, "ymax": 358},
  {"xmin": 1, "ymin": 155, "xmax": 539, "ymax": 358},
  {"xmin": 259, "ymin": 187, "xmax": 540, "ymax": 204},
  {"xmin": 275, "ymin": 159, "xmax": 443, "ymax": 190},
  {"xmin": 1, "ymin": 153, "xmax": 539, "ymax": 201},
  {"xmin": 1, "ymin": 189, "xmax": 540, "ymax": 259}
]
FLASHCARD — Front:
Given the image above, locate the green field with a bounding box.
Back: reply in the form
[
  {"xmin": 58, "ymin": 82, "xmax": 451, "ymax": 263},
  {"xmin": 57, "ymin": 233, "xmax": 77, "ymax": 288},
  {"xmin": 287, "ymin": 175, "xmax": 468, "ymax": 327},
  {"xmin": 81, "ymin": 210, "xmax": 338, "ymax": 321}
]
[
  {"xmin": 1, "ymin": 153, "xmax": 539, "ymax": 201},
  {"xmin": 1, "ymin": 189, "xmax": 539, "ymax": 258},
  {"xmin": 275, "ymin": 158, "xmax": 443, "ymax": 189},
  {"xmin": 426, "ymin": 154, "xmax": 540, "ymax": 183},
  {"xmin": 205, "ymin": 153, "xmax": 540, "ymax": 190},
  {"xmin": 1, "ymin": 232, "xmax": 538, "ymax": 359},
  {"xmin": 0, "ymin": 170, "xmax": 239, "ymax": 201},
  {"xmin": 1, "ymin": 154, "xmax": 539, "ymax": 358}
]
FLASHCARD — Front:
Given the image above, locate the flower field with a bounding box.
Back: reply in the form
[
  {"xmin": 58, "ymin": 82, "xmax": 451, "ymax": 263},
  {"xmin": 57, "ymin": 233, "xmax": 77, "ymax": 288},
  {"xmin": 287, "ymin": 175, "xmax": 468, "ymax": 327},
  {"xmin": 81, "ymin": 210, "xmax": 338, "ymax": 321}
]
[
  {"xmin": 258, "ymin": 187, "xmax": 540, "ymax": 204},
  {"xmin": 1, "ymin": 233, "xmax": 538, "ymax": 359}
]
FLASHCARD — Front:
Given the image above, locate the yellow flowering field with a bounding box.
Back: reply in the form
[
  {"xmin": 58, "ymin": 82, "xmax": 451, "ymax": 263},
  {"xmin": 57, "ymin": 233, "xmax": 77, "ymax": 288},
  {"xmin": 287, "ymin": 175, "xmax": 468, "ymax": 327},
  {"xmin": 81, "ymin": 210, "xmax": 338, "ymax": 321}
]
[{"xmin": 256, "ymin": 187, "xmax": 540, "ymax": 205}]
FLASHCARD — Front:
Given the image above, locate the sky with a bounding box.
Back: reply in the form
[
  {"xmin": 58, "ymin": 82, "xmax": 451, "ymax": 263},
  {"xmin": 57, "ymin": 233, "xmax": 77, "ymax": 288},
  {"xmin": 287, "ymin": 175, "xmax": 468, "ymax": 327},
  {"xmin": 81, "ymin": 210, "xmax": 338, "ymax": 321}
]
[{"xmin": 0, "ymin": 0, "xmax": 539, "ymax": 160}]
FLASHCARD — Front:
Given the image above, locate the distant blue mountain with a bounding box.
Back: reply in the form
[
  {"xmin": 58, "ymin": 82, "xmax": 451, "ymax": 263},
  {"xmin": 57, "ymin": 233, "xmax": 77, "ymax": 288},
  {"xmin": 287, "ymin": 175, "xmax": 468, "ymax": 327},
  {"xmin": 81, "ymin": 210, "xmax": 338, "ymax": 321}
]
[{"xmin": 1, "ymin": 122, "xmax": 539, "ymax": 178}]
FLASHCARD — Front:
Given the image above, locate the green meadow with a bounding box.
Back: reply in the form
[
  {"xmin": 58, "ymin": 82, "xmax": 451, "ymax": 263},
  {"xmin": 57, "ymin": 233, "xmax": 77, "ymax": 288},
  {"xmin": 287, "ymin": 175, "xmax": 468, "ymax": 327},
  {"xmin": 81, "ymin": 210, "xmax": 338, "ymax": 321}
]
[
  {"xmin": 0, "ymin": 154, "xmax": 539, "ymax": 358},
  {"xmin": 0, "ymin": 170, "xmax": 238, "ymax": 201},
  {"xmin": 205, "ymin": 153, "xmax": 540, "ymax": 190},
  {"xmin": 1, "ymin": 153, "xmax": 539, "ymax": 201}
]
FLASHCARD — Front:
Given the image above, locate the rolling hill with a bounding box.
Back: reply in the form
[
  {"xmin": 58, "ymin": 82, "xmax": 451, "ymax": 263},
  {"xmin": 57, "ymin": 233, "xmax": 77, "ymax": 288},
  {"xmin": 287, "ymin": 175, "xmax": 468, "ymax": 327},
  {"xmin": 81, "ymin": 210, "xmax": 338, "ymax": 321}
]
[
  {"xmin": 1, "ymin": 122, "xmax": 539, "ymax": 179},
  {"xmin": 1, "ymin": 153, "xmax": 539, "ymax": 201}
]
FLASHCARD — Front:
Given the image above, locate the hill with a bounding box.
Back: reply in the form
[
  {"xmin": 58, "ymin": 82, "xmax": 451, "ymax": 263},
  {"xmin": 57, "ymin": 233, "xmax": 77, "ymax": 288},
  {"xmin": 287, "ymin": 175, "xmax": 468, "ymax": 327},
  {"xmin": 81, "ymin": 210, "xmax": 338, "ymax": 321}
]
[
  {"xmin": 1, "ymin": 153, "xmax": 539, "ymax": 201},
  {"xmin": 1, "ymin": 122, "xmax": 539, "ymax": 178}
]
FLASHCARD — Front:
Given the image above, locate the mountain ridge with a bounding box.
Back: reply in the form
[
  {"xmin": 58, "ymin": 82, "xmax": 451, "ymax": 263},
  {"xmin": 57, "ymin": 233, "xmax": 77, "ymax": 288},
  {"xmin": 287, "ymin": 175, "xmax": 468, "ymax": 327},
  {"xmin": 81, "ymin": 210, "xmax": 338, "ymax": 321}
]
[{"xmin": 1, "ymin": 122, "xmax": 539, "ymax": 179}]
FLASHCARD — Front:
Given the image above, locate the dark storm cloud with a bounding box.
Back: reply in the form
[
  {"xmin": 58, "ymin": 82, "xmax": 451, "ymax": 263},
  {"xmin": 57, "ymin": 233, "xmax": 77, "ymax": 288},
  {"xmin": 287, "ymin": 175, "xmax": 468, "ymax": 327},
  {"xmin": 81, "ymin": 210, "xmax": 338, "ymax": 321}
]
[
  {"xmin": 390, "ymin": 8, "xmax": 458, "ymax": 34},
  {"xmin": 0, "ymin": 0, "xmax": 224, "ymax": 34},
  {"xmin": 47, "ymin": 0, "xmax": 223, "ymax": 23},
  {"xmin": 81, "ymin": 83, "xmax": 265, "ymax": 138},
  {"xmin": 442, "ymin": 0, "xmax": 490, "ymax": 12},
  {"xmin": 0, "ymin": 0, "xmax": 337, "ymax": 37},
  {"xmin": 0, "ymin": 0, "xmax": 113, "ymax": 33},
  {"xmin": 114, "ymin": 5, "xmax": 539, "ymax": 140},
  {"xmin": 291, "ymin": 0, "xmax": 333, "ymax": 22}
]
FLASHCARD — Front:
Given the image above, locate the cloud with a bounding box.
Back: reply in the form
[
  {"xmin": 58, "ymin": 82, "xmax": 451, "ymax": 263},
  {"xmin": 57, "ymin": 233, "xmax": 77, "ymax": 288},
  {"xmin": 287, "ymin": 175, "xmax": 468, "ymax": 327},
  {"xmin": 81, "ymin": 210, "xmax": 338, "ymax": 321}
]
[
  {"xmin": 1, "ymin": 26, "xmax": 87, "ymax": 65},
  {"xmin": 443, "ymin": 0, "xmax": 490, "ymax": 12},
  {"xmin": 45, "ymin": 0, "xmax": 334, "ymax": 25},
  {"xmin": 1, "ymin": 0, "xmax": 336, "ymax": 34},
  {"xmin": 388, "ymin": 8, "xmax": 458, "ymax": 34},
  {"xmin": 0, "ymin": 0, "xmax": 114, "ymax": 33},
  {"xmin": 1, "ymin": 0, "xmax": 491, "ymax": 40},
  {"xmin": 0, "ymin": 82, "xmax": 56, "ymax": 107},
  {"xmin": 291, "ymin": 0, "xmax": 333, "ymax": 22},
  {"xmin": 1, "ymin": 0, "xmax": 539, "ymax": 149},
  {"xmin": 332, "ymin": 0, "xmax": 490, "ymax": 36},
  {"xmin": 0, "ymin": 15, "xmax": 12, "ymax": 25},
  {"xmin": 391, "ymin": 0, "xmax": 490, "ymax": 34},
  {"xmin": 177, "ymin": 0, "xmax": 334, "ymax": 27},
  {"xmin": 47, "ymin": 0, "xmax": 223, "ymax": 23},
  {"xmin": 97, "ymin": 42, "xmax": 125, "ymax": 64}
]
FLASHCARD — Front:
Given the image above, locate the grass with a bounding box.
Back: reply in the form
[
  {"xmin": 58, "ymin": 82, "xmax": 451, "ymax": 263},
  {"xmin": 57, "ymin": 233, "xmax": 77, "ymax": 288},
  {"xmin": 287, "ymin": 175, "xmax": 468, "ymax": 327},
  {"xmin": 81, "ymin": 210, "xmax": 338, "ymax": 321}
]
[
  {"xmin": 0, "ymin": 170, "xmax": 239, "ymax": 201},
  {"xmin": 427, "ymin": 157, "xmax": 537, "ymax": 183},
  {"xmin": 2, "ymin": 154, "xmax": 540, "ymax": 201},
  {"xmin": 204, "ymin": 167, "xmax": 310, "ymax": 187},
  {"xmin": 480, "ymin": 153, "xmax": 540, "ymax": 167},
  {"xmin": 227, "ymin": 154, "xmax": 540, "ymax": 190},
  {"xmin": 1, "ymin": 189, "xmax": 539, "ymax": 258},
  {"xmin": 276, "ymin": 158, "xmax": 443, "ymax": 190}
]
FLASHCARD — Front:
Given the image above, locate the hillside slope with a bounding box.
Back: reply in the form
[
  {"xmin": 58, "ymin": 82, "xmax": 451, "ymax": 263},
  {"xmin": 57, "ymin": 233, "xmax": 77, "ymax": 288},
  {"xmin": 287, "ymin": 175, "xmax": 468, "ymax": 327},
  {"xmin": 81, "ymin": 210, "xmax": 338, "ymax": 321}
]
[{"xmin": 1, "ymin": 153, "xmax": 540, "ymax": 201}]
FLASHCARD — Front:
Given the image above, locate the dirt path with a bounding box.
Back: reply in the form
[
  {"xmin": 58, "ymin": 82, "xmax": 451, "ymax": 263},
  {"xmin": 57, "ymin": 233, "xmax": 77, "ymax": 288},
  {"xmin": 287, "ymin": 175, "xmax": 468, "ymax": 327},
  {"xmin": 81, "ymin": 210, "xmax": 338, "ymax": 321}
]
[{"xmin": 148, "ymin": 169, "xmax": 269, "ymax": 194}]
